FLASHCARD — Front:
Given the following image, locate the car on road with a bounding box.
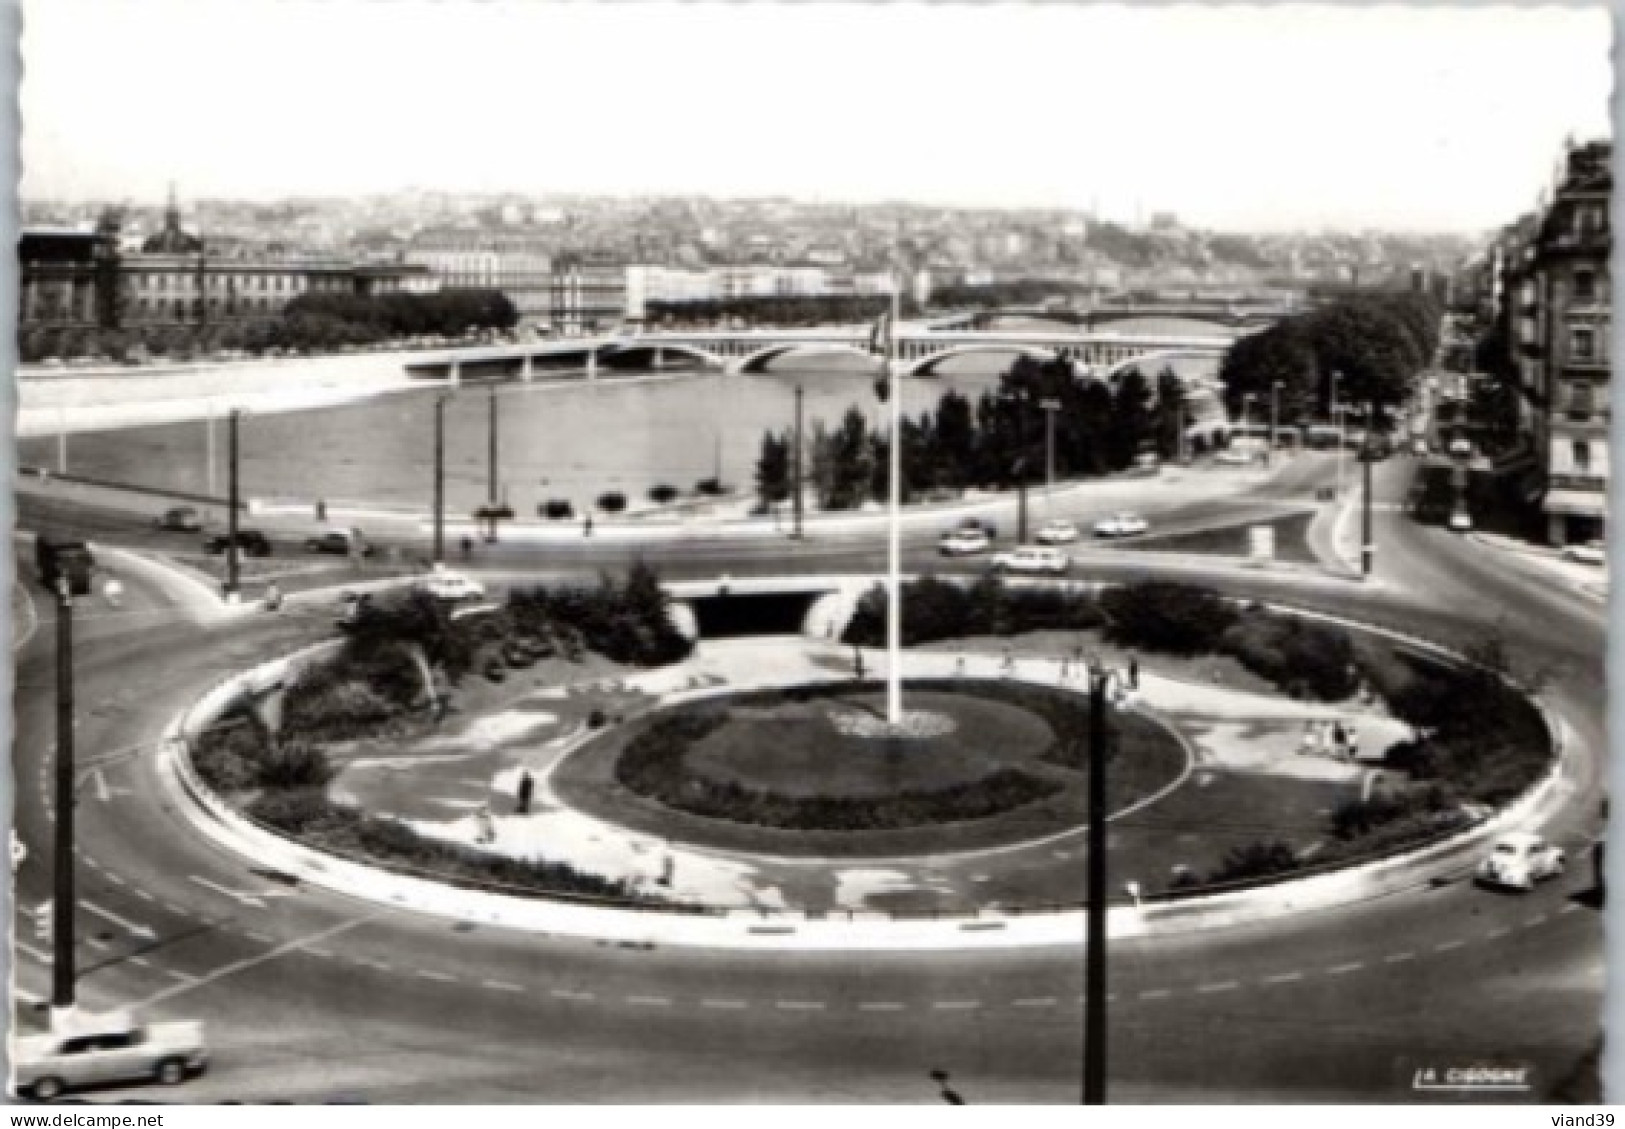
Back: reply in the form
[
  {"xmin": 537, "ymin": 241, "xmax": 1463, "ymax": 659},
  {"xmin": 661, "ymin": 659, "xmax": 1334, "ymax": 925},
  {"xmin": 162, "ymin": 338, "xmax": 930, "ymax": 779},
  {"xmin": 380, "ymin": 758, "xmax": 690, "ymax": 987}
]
[
  {"xmin": 12, "ymin": 1010, "xmax": 208, "ymax": 1100},
  {"xmin": 153, "ymin": 506, "xmax": 203, "ymax": 533},
  {"xmin": 991, "ymin": 545, "xmax": 1070, "ymax": 576},
  {"xmin": 1447, "ymin": 510, "xmax": 1473, "ymax": 533},
  {"xmin": 1411, "ymin": 438, "xmax": 1430, "ymax": 457},
  {"xmin": 1214, "ymin": 448, "xmax": 1256, "ymax": 466},
  {"xmin": 1561, "ymin": 540, "xmax": 1607, "ymax": 566},
  {"xmin": 1035, "ymin": 518, "xmax": 1080, "ymax": 545},
  {"xmin": 304, "ymin": 528, "xmax": 374, "ymax": 557},
  {"xmin": 1475, "ymin": 831, "xmax": 1565, "ymax": 892},
  {"xmin": 1448, "ymin": 437, "xmax": 1473, "ymax": 458},
  {"xmin": 417, "ymin": 567, "xmax": 486, "ymax": 603},
  {"xmin": 203, "ymin": 529, "xmax": 271, "ymax": 557},
  {"xmin": 938, "ymin": 528, "xmax": 992, "ymax": 556},
  {"xmin": 1093, "ymin": 512, "xmax": 1150, "ymax": 539}
]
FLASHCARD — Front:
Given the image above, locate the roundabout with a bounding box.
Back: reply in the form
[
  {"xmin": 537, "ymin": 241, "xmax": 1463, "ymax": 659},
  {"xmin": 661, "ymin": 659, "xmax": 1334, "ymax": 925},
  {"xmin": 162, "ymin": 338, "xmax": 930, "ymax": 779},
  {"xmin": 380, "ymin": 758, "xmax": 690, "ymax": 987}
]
[{"xmin": 8, "ymin": 439, "xmax": 1608, "ymax": 1103}]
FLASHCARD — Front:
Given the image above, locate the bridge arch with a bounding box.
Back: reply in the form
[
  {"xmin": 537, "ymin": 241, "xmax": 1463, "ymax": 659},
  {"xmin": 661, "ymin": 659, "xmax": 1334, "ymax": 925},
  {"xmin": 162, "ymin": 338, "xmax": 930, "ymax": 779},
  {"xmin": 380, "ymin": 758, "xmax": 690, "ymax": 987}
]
[
  {"xmin": 904, "ymin": 344, "xmax": 1063, "ymax": 377},
  {"xmin": 734, "ymin": 343, "xmax": 878, "ymax": 374},
  {"xmin": 597, "ymin": 342, "xmax": 725, "ymax": 371}
]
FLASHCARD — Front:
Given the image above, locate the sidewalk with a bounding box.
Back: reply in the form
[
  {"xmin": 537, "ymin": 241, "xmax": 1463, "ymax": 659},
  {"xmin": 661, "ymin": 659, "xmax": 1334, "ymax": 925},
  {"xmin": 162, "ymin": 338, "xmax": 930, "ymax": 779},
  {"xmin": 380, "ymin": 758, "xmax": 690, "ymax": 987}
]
[{"xmin": 1467, "ymin": 530, "xmax": 1609, "ymax": 603}]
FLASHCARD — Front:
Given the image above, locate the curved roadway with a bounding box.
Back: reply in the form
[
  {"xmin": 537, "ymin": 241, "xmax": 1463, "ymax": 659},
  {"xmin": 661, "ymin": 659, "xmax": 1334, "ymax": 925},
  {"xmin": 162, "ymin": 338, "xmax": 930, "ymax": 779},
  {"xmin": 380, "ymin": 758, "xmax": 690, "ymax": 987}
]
[{"xmin": 9, "ymin": 452, "xmax": 1606, "ymax": 1103}]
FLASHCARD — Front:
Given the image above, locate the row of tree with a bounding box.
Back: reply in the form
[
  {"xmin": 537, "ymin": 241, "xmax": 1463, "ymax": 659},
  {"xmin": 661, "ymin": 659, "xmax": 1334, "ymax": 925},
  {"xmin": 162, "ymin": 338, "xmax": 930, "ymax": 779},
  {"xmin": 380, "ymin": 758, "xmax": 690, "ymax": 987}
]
[
  {"xmin": 754, "ymin": 355, "xmax": 1186, "ymax": 510},
  {"xmin": 1217, "ymin": 290, "xmax": 1442, "ymax": 428}
]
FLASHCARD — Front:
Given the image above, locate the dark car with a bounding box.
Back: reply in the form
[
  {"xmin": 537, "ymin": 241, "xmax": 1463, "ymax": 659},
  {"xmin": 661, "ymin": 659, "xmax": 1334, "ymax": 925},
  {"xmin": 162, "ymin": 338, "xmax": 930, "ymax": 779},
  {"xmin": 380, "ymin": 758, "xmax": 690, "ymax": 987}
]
[
  {"xmin": 203, "ymin": 530, "xmax": 272, "ymax": 557},
  {"xmin": 153, "ymin": 506, "xmax": 203, "ymax": 533},
  {"xmin": 303, "ymin": 529, "xmax": 374, "ymax": 556}
]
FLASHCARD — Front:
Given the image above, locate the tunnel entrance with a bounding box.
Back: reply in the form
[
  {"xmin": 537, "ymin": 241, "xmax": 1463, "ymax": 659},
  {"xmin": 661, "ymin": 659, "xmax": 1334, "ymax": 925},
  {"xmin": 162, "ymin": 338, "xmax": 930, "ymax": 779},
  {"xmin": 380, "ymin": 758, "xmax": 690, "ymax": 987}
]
[{"xmin": 687, "ymin": 592, "xmax": 824, "ymax": 638}]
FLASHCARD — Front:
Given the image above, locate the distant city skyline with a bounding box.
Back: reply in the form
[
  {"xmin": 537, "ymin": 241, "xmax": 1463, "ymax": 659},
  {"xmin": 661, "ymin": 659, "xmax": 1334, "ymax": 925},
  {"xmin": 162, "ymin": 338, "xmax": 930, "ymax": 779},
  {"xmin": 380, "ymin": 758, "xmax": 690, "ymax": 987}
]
[{"xmin": 21, "ymin": 1, "xmax": 1611, "ymax": 234}]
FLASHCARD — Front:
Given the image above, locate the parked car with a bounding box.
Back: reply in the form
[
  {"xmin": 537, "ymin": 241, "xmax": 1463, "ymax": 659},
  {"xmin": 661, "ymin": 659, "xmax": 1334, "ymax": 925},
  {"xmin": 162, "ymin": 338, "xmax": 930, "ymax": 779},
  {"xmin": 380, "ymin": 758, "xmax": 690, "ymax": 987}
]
[
  {"xmin": 203, "ymin": 530, "xmax": 271, "ymax": 557},
  {"xmin": 938, "ymin": 528, "xmax": 992, "ymax": 557},
  {"xmin": 1447, "ymin": 510, "xmax": 1473, "ymax": 533},
  {"xmin": 153, "ymin": 506, "xmax": 203, "ymax": 533},
  {"xmin": 1448, "ymin": 437, "xmax": 1473, "ymax": 458},
  {"xmin": 1093, "ymin": 512, "xmax": 1150, "ymax": 539},
  {"xmin": 304, "ymin": 528, "xmax": 373, "ymax": 557},
  {"xmin": 12, "ymin": 1010, "xmax": 208, "ymax": 1100},
  {"xmin": 417, "ymin": 567, "xmax": 486, "ymax": 603},
  {"xmin": 991, "ymin": 545, "xmax": 1070, "ymax": 576},
  {"xmin": 1035, "ymin": 518, "xmax": 1080, "ymax": 545},
  {"xmin": 1562, "ymin": 540, "xmax": 1607, "ymax": 566},
  {"xmin": 1475, "ymin": 831, "xmax": 1565, "ymax": 892}
]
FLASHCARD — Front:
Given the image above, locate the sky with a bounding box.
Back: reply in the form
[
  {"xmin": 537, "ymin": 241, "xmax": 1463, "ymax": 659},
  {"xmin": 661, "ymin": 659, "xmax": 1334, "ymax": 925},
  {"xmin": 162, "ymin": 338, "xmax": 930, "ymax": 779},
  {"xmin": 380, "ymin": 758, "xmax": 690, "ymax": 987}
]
[{"xmin": 18, "ymin": 1, "xmax": 1614, "ymax": 233}]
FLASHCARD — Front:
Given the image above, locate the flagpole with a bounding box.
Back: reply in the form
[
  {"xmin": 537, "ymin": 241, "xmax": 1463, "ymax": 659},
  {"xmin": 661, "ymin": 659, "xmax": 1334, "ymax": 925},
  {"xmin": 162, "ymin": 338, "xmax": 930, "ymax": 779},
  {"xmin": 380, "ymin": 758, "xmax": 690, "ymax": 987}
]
[{"xmin": 886, "ymin": 272, "xmax": 903, "ymax": 725}]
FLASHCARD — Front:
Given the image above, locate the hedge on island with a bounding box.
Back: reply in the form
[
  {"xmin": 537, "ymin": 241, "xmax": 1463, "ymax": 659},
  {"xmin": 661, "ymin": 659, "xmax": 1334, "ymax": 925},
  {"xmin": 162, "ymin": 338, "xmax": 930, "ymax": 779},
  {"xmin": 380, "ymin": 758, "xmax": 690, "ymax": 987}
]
[
  {"xmin": 246, "ymin": 788, "xmax": 655, "ymax": 905},
  {"xmin": 843, "ymin": 574, "xmax": 1104, "ymax": 647}
]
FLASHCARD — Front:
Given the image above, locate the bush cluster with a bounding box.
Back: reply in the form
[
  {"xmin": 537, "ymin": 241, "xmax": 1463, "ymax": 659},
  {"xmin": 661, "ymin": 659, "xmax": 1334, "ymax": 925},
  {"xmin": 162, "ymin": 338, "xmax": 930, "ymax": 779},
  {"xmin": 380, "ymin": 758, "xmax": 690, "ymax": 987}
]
[
  {"xmin": 506, "ymin": 562, "xmax": 692, "ymax": 668},
  {"xmin": 191, "ymin": 716, "xmax": 333, "ymax": 795},
  {"xmin": 542, "ymin": 499, "xmax": 575, "ymax": 521},
  {"xmin": 247, "ymin": 789, "xmax": 647, "ymax": 903},
  {"xmin": 1206, "ymin": 839, "xmax": 1302, "ymax": 884},
  {"xmin": 1101, "ymin": 582, "xmax": 1239, "ymax": 655},
  {"xmin": 612, "ymin": 707, "xmax": 1061, "ymax": 832},
  {"xmin": 843, "ymin": 574, "xmax": 1103, "ymax": 648},
  {"xmin": 1219, "ymin": 610, "xmax": 1358, "ymax": 700},
  {"xmin": 597, "ymin": 492, "xmax": 627, "ymax": 514}
]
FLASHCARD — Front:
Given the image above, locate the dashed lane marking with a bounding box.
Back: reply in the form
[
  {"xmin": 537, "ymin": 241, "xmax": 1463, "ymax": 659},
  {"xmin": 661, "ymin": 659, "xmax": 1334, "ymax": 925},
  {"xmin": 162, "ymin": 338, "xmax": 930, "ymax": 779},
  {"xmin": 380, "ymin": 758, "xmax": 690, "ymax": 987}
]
[
  {"xmin": 1262, "ymin": 971, "xmax": 1304, "ymax": 985},
  {"xmin": 358, "ymin": 959, "xmax": 392, "ymax": 973},
  {"xmin": 416, "ymin": 970, "xmax": 456, "ymax": 983},
  {"xmin": 1486, "ymin": 927, "xmax": 1511, "ymax": 940},
  {"xmin": 104, "ymin": 872, "xmax": 126, "ymax": 886},
  {"xmin": 551, "ymin": 989, "xmax": 594, "ymax": 1001},
  {"xmin": 1434, "ymin": 940, "xmax": 1465, "ymax": 953},
  {"xmin": 1327, "ymin": 961, "xmax": 1365, "ymax": 975},
  {"xmin": 933, "ymin": 1001, "xmax": 980, "ymax": 1010},
  {"xmin": 132, "ymin": 916, "xmax": 376, "ymax": 1010},
  {"xmin": 1559, "ymin": 902, "xmax": 1583, "ymax": 916},
  {"xmin": 1524, "ymin": 914, "xmax": 1548, "ymax": 928},
  {"xmin": 1384, "ymin": 951, "xmax": 1416, "ymax": 964},
  {"xmin": 482, "ymin": 980, "xmax": 524, "ymax": 993},
  {"xmin": 700, "ymin": 999, "xmax": 748, "ymax": 1010},
  {"xmin": 1197, "ymin": 980, "xmax": 1239, "ymax": 994},
  {"xmin": 132, "ymin": 890, "xmax": 155, "ymax": 903},
  {"xmin": 1012, "ymin": 997, "xmax": 1057, "ymax": 1008},
  {"xmin": 1138, "ymin": 988, "xmax": 1171, "ymax": 1001},
  {"xmin": 247, "ymin": 931, "xmax": 273, "ymax": 944},
  {"xmin": 84, "ymin": 936, "xmax": 109, "ymax": 950},
  {"xmin": 858, "ymin": 1002, "xmax": 905, "ymax": 1012},
  {"xmin": 129, "ymin": 956, "xmax": 152, "ymax": 968},
  {"xmin": 776, "ymin": 1000, "xmax": 825, "ymax": 1011},
  {"xmin": 163, "ymin": 968, "xmax": 196, "ymax": 983},
  {"xmin": 305, "ymin": 947, "xmax": 334, "ymax": 959},
  {"xmin": 628, "ymin": 996, "xmax": 672, "ymax": 1007}
]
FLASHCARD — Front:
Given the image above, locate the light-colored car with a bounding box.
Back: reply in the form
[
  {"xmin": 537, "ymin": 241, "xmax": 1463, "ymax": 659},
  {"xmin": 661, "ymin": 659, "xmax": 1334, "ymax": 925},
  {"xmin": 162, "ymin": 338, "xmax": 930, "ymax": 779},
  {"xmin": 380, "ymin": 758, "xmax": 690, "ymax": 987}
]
[
  {"xmin": 1448, "ymin": 437, "xmax": 1473, "ymax": 458},
  {"xmin": 1214, "ymin": 449, "xmax": 1256, "ymax": 466},
  {"xmin": 938, "ymin": 528, "xmax": 991, "ymax": 556},
  {"xmin": 991, "ymin": 545, "xmax": 1070, "ymax": 576},
  {"xmin": 1476, "ymin": 831, "xmax": 1565, "ymax": 892},
  {"xmin": 1447, "ymin": 510, "xmax": 1473, "ymax": 533},
  {"xmin": 1093, "ymin": 512, "xmax": 1150, "ymax": 539},
  {"xmin": 418, "ymin": 568, "xmax": 486, "ymax": 602},
  {"xmin": 12, "ymin": 1010, "xmax": 207, "ymax": 1100},
  {"xmin": 1561, "ymin": 540, "xmax": 1607, "ymax": 566},
  {"xmin": 1035, "ymin": 519, "xmax": 1080, "ymax": 545}
]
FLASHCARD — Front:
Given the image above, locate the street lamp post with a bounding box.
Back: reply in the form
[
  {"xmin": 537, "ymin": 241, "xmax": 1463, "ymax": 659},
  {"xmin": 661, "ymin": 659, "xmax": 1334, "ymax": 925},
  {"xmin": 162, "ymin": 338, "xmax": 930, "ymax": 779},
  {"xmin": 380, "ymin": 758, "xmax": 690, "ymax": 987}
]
[
  {"xmin": 486, "ymin": 384, "xmax": 500, "ymax": 543},
  {"xmin": 1361, "ymin": 399, "xmax": 1377, "ymax": 579},
  {"xmin": 1268, "ymin": 380, "xmax": 1282, "ymax": 468},
  {"xmin": 791, "ymin": 385, "xmax": 804, "ymax": 540},
  {"xmin": 226, "ymin": 409, "xmax": 241, "ymax": 599},
  {"xmin": 1040, "ymin": 398, "xmax": 1061, "ymax": 515},
  {"xmin": 51, "ymin": 578, "xmax": 77, "ymax": 1025},
  {"xmin": 1329, "ymin": 372, "xmax": 1343, "ymax": 496},
  {"xmin": 433, "ymin": 394, "xmax": 448, "ymax": 565},
  {"xmin": 1081, "ymin": 659, "xmax": 1132, "ymax": 1105}
]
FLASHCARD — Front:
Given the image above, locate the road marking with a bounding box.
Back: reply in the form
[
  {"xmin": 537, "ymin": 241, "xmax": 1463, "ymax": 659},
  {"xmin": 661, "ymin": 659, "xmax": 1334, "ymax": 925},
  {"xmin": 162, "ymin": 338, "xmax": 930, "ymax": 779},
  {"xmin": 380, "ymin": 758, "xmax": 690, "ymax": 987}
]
[
  {"xmin": 131, "ymin": 915, "xmax": 374, "ymax": 1009},
  {"xmin": 305, "ymin": 947, "xmax": 334, "ymax": 959},
  {"xmin": 103, "ymin": 871, "xmax": 126, "ymax": 887},
  {"xmin": 129, "ymin": 955, "xmax": 152, "ymax": 968},
  {"xmin": 482, "ymin": 980, "xmax": 524, "ymax": 993},
  {"xmin": 1559, "ymin": 902, "xmax": 1583, "ymax": 916},
  {"xmin": 628, "ymin": 996, "xmax": 672, "ymax": 1007},
  {"xmin": 84, "ymin": 935, "xmax": 109, "ymax": 950},
  {"xmin": 1327, "ymin": 961, "xmax": 1365, "ymax": 975},
  {"xmin": 551, "ymin": 989, "xmax": 595, "ymax": 1002},
  {"xmin": 188, "ymin": 874, "xmax": 294, "ymax": 909},
  {"xmin": 1433, "ymin": 939, "xmax": 1465, "ymax": 953},
  {"xmin": 700, "ymin": 999, "xmax": 748, "ymax": 1010},
  {"xmin": 132, "ymin": 889, "xmax": 155, "ymax": 903},
  {"xmin": 1384, "ymin": 951, "xmax": 1416, "ymax": 964},
  {"xmin": 858, "ymin": 1002, "xmax": 905, "ymax": 1012},
  {"xmin": 776, "ymin": 1000, "xmax": 825, "ymax": 1011},
  {"xmin": 933, "ymin": 1001, "xmax": 980, "ymax": 1010},
  {"xmin": 82, "ymin": 899, "xmax": 156, "ymax": 940},
  {"xmin": 1524, "ymin": 914, "xmax": 1548, "ymax": 928},
  {"xmin": 163, "ymin": 968, "xmax": 196, "ymax": 983},
  {"xmin": 1012, "ymin": 997, "xmax": 1057, "ymax": 1008},
  {"xmin": 1486, "ymin": 926, "xmax": 1511, "ymax": 940},
  {"xmin": 1262, "ymin": 971, "xmax": 1304, "ymax": 985},
  {"xmin": 1138, "ymin": 988, "xmax": 1171, "ymax": 1000},
  {"xmin": 358, "ymin": 959, "xmax": 392, "ymax": 973},
  {"xmin": 16, "ymin": 941, "xmax": 51, "ymax": 963},
  {"xmin": 246, "ymin": 930, "xmax": 273, "ymax": 944},
  {"xmin": 1197, "ymin": 980, "xmax": 1239, "ymax": 994},
  {"xmin": 416, "ymin": 969, "xmax": 456, "ymax": 983}
]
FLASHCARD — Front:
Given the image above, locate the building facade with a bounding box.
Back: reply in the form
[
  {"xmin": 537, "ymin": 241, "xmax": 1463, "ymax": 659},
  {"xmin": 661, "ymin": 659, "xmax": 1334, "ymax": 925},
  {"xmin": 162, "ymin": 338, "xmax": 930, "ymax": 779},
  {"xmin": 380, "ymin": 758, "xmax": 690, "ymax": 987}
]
[
  {"xmin": 405, "ymin": 228, "xmax": 553, "ymax": 321},
  {"xmin": 549, "ymin": 252, "xmax": 629, "ymax": 334},
  {"xmin": 1502, "ymin": 140, "xmax": 1611, "ymax": 546}
]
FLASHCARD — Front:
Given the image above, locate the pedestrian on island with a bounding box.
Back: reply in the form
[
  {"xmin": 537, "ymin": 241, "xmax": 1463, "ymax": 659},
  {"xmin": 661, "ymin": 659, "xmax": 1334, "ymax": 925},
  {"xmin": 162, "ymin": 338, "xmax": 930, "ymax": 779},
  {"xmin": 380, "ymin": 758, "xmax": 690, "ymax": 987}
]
[
  {"xmin": 315, "ymin": 498, "xmax": 327, "ymax": 523},
  {"xmin": 516, "ymin": 770, "xmax": 535, "ymax": 816},
  {"xmin": 459, "ymin": 535, "xmax": 473, "ymax": 562},
  {"xmin": 1058, "ymin": 654, "xmax": 1069, "ymax": 681},
  {"xmin": 263, "ymin": 581, "xmax": 282, "ymax": 613},
  {"xmin": 475, "ymin": 805, "xmax": 495, "ymax": 845},
  {"xmin": 584, "ymin": 513, "xmax": 594, "ymax": 538},
  {"xmin": 1001, "ymin": 645, "xmax": 1015, "ymax": 676},
  {"xmin": 955, "ymin": 654, "xmax": 967, "ymax": 679},
  {"xmin": 1331, "ymin": 720, "xmax": 1347, "ymax": 757}
]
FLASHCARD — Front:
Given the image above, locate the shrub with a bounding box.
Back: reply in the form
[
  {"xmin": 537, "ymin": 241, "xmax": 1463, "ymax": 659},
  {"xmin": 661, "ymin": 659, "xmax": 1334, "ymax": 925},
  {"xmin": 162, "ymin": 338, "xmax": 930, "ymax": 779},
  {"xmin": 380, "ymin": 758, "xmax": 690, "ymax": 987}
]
[
  {"xmin": 541, "ymin": 499, "xmax": 575, "ymax": 521},
  {"xmin": 248, "ymin": 788, "xmax": 347, "ymax": 835},
  {"xmin": 842, "ymin": 574, "xmax": 1102, "ymax": 648},
  {"xmin": 1219, "ymin": 611, "xmax": 1357, "ymax": 701},
  {"xmin": 1207, "ymin": 838, "xmax": 1301, "ymax": 884},
  {"xmin": 256, "ymin": 738, "xmax": 335, "ymax": 790},
  {"xmin": 587, "ymin": 708, "xmax": 607, "ymax": 729},
  {"xmin": 648, "ymin": 484, "xmax": 679, "ymax": 505},
  {"xmin": 1101, "ymin": 582, "xmax": 1238, "ymax": 655},
  {"xmin": 191, "ymin": 720, "xmax": 268, "ymax": 794},
  {"xmin": 281, "ymin": 675, "xmax": 402, "ymax": 741},
  {"xmin": 694, "ymin": 477, "xmax": 726, "ymax": 496},
  {"xmin": 597, "ymin": 492, "xmax": 627, "ymax": 513}
]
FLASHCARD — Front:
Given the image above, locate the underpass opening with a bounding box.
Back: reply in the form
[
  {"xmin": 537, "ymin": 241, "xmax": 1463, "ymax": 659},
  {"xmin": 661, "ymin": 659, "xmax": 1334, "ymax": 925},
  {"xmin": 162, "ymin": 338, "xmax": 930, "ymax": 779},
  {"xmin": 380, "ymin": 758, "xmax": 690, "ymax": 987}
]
[{"xmin": 688, "ymin": 591, "xmax": 824, "ymax": 638}]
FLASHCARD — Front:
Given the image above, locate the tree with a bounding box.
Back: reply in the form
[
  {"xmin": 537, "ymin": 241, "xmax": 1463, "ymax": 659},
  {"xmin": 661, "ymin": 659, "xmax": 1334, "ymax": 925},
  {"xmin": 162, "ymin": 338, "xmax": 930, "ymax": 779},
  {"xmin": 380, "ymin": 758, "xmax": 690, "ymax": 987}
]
[
  {"xmin": 1154, "ymin": 366, "xmax": 1187, "ymax": 460},
  {"xmin": 1107, "ymin": 368, "xmax": 1156, "ymax": 468},
  {"xmin": 1303, "ymin": 300, "xmax": 1425, "ymax": 425},
  {"xmin": 754, "ymin": 429, "xmax": 790, "ymax": 508},
  {"xmin": 932, "ymin": 390, "xmax": 977, "ymax": 490},
  {"xmin": 827, "ymin": 408, "xmax": 875, "ymax": 510},
  {"xmin": 1218, "ymin": 319, "xmax": 1318, "ymax": 420}
]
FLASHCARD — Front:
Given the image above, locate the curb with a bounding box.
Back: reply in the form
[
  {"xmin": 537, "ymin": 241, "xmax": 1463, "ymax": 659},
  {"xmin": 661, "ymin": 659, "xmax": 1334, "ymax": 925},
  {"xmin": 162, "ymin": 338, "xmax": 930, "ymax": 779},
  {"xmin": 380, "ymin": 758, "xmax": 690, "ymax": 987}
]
[{"xmin": 154, "ymin": 588, "xmax": 1580, "ymax": 951}]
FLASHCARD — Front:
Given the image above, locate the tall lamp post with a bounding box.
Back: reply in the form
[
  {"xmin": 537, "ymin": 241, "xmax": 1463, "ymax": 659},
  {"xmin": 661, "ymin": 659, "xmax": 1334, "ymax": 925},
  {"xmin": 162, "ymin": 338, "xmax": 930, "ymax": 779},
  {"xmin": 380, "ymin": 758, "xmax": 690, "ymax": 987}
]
[
  {"xmin": 1081, "ymin": 657, "xmax": 1135, "ymax": 1105},
  {"xmin": 1040, "ymin": 397, "xmax": 1062, "ymax": 516},
  {"xmin": 1267, "ymin": 380, "xmax": 1282, "ymax": 468},
  {"xmin": 1361, "ymin": 400, "xmax": 1378, "ymax": 579},
  {"xmin": 486, "ymin": 384, "xmax": 501, "ymax": 543},
  {"xmin": 225, "ymin": 409, "xmax": 242, "ymax": 599},
  {"xmin": 433, "ymin": 393, "xmax": 449, "ymax": 565},
  {"xmin": 1329, "ymin": 372, "xmax": 1343, "ymax": 496},
  {"xmin": 51, "ymin": 578, "xmax": 77, "ymax": 1027}
]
